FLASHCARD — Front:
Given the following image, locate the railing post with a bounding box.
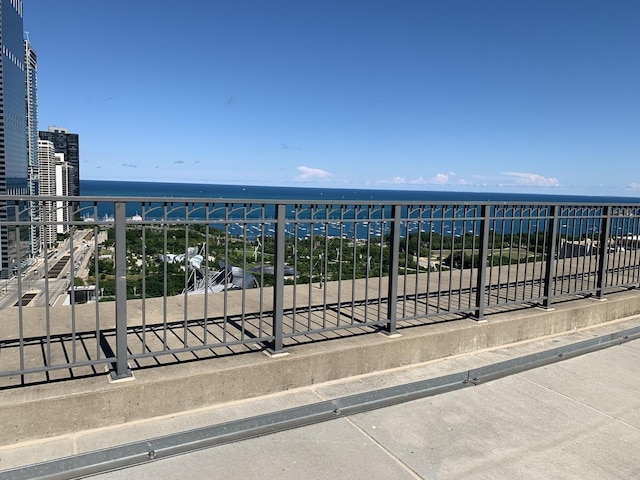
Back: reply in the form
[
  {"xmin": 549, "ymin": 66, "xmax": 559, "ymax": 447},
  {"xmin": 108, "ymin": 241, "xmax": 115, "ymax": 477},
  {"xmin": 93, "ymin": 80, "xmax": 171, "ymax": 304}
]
[
  {"xmin": 268, "ymin": 203, "xmax": 286, "ymax": 355},
  {"xmin": 474, "ymin": 205, "xmax": 490, "ymax": 321},
  {"xmin": 112, "ymin": 201, "xmax": 131, "ymax": 379},
  {"xmin": 596, "ymin": 205, "xmax": 611, "ymax": 299},
  {"xmin": 542, "ymin": 205, "xmax": 559, "ymax": 309},
  {"xmin": 384, "ymin": 205, "xmax": 401, "ymax": 334}
]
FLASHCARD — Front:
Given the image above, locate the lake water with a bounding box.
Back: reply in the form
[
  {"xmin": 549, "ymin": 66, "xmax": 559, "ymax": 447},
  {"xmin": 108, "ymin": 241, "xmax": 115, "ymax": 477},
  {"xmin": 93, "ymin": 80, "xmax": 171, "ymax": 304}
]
[{"xmin": 81, "ymin": 180, "xmax": 640, "ymax": 204}]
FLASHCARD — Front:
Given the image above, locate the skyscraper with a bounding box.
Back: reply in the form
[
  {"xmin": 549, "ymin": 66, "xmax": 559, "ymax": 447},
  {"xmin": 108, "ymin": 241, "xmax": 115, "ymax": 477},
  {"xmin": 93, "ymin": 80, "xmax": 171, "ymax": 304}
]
[
  {"xmin": 0, "ymin": 0, "xmax": 27, "ymax": 195},
  {"xmin": 0, "ymin": 0, "xmax": 29, "ymax": 279},
  {"xmin": 38, "ymin": 126, "xmax": 79, "ymax": 198},
  {"xmin": 38, "ymin": 140, "xmax": 70, "ymax": 246},
  {"xmin": 25, "ymin": 38, "xmax": 40, "ymax": 258}
]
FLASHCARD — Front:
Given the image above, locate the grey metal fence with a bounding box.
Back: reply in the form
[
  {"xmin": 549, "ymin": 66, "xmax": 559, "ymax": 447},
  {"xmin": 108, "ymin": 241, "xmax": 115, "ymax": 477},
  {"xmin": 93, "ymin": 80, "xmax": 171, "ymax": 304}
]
[{"xmin": 1, "ymin": 196, "xmax": 639, "ymax": 385}]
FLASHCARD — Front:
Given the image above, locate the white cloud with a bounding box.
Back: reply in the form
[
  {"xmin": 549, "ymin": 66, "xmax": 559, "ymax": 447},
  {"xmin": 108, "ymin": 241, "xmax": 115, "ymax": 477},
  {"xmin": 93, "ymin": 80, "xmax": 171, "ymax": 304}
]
[
  {"xmin": 407, "ymin": 173, "xmax": 449, "ymax": 185},
  {"xmin": 624, "ymin": 183, "xmax": 640, "ymax": 190},
  {"xmin": 427, "ymin": 173, "xmax": 449, "ymax": 185},
  {"xmin": 501, "ymin": 172, "xmax": 560, "ymax": 187},
  {"xmin": 380, "ymin": 173, "xmax": 452, "ymax": 186},
  {"xmin": 295, "ymin": 166, "xmax": 332, "ymax": 181}
]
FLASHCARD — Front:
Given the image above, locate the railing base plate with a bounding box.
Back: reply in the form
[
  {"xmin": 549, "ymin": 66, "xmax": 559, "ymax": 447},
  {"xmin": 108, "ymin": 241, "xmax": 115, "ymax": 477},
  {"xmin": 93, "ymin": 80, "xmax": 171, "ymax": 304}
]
[
  {"xmin": 263, "ymin": 349, "xmax": 289, "ymax": 359},
  {"xmin": 106, "ymin": 364, "xmax": 135, "ymax": 383},
  {"xmin": 379, "ymin": 331, "xmax": 402, "ymax": 338}
]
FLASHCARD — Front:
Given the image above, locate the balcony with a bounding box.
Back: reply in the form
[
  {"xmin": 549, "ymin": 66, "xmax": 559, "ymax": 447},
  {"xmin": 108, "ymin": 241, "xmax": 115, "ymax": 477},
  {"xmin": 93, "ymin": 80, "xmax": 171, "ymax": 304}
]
[{"xmin": 1, "ymin": 195, "xmax": 639, "ymax": 389}]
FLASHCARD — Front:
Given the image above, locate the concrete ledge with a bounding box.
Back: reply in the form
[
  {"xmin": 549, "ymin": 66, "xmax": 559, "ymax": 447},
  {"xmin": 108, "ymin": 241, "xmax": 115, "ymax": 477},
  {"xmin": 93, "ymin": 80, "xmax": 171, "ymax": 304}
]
[{"xmin": 2, "ymin": 290, "xmax": 640, "ymax": 446}]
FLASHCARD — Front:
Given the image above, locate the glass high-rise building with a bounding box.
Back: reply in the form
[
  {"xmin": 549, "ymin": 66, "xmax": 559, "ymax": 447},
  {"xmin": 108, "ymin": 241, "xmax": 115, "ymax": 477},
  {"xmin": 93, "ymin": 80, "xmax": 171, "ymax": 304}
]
[
  {"xmin": 0, "ymin": 0, "xmax": 27, "ymax": 195},
  {"xmin": 0, "ymin": 0, "xmax": 30, "ymax": 279}
]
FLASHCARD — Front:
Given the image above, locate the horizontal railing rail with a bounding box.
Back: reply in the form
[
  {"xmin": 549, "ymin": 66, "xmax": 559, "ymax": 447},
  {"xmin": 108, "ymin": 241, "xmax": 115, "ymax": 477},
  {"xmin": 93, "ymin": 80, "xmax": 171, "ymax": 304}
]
[{"xmin": 1, "ymin": 195, "xmax": 639, "ymax": 385}]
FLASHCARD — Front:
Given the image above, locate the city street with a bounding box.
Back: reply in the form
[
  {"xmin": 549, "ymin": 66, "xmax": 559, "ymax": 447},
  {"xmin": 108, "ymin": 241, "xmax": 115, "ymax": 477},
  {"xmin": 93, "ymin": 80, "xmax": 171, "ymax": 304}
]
[{"xmin": 0, "ymin": 228, "xmax": 99, "ymax": 310}]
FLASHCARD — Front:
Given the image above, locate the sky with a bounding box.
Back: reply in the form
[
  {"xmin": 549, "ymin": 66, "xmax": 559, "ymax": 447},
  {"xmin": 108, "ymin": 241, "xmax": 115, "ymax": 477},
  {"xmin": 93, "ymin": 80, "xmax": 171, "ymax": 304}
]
[{"xmin": 23, "ymin": 0, "xmax": 640, "ymax": 197}]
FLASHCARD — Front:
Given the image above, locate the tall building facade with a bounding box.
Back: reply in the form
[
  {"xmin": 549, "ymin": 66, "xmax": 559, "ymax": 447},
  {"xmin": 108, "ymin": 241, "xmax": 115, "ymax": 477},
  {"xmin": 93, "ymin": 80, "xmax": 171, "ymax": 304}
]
[
  {"xmin": 37, "ymin": 139, "xmax": 57, "ymax": 247},
  {"xmin": 38, "ymin": 126, "xmax": 79, "ymax": 198},
  {"xmin": 25, "ymin": 38, "xmax": 40, "ymax": 258},
  {"xmin": 0, "ymin": 0, "xmax": 29, "ymax": 279},
  {"xmin": 0, "ymin": 0, "xmax": 27, "ymax": 195},
  {"xmin": 54, "ymin": 153, "xmax": 70, "ymax": 235}
]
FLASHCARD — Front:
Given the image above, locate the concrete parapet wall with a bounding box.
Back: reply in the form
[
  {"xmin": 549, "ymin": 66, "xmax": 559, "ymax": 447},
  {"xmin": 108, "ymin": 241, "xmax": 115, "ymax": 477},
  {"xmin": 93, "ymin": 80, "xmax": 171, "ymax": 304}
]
[{"xmin": 2, "ymin": 290, "xmax": 640, "ymax": 446}]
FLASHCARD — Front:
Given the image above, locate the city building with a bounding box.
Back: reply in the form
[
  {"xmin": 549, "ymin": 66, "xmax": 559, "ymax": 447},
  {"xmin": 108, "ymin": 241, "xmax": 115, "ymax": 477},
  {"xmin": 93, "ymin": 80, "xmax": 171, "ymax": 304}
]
[
  {"xmin": 38, "ymin": 126, "xmax": 79, "ymax": 199},
  {"xmin": 0, "ymin": 0, "xmax": 29, "ymax": 279},
  {"xmin": 54, "ymin": 153, "xmax": 70, "ymax": 235},
  {"xmin": 25, "ymin": 38, "xmax": 40, "ymax": 258},
  {"xmin": 37, "ymin": 139, "xmax": 63, "ymax": 247}
]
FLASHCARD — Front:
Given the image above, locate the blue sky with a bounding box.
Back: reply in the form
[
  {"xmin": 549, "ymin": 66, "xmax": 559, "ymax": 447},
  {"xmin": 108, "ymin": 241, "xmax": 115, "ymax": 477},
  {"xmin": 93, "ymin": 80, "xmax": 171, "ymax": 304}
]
[{"xmin": 24, "ymin": 0, "xmax": 640, "ymax": 197}]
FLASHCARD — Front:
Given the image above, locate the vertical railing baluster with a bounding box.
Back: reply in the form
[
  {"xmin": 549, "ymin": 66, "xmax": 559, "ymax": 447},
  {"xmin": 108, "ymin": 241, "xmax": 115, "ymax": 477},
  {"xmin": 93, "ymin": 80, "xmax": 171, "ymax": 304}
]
[
  {"xmin": 474, "ymin": 204, "xmax": 490, "ymax": 321},
  {"xmin": 596, "ymin": 205, "xmax": 611, "ymax": 299},
  {"xmin": 183, "ymin": 203, "xmax": 189, "ymax": 347},
  {"xmin": 269, "ymin": 203, "xmax": 286, "ymax": 354},
  {"xmin": 13, "ymin": 202, "xmax": 25, "ymax": 379},
  {"xmin": 140, "ymin": 204, "xmax": 147, "ymax": 352},
  {"xmin": 543, "ymin": 205, "xmax": 559, "ymax": 309},
  {"xmin": 385, "ymin": 205, "xmax": 401, "ymax": 334},
  {"xmin": 112, "ymin": 201, "xmax": 131, "ymax": 379}
]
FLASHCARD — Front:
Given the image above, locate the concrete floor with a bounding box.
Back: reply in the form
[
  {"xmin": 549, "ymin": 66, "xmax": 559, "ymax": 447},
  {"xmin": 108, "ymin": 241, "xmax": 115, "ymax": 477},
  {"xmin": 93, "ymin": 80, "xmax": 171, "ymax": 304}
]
[{"xmin": 2, "ymin": 317, "xmax": 639, "ymax": 480}]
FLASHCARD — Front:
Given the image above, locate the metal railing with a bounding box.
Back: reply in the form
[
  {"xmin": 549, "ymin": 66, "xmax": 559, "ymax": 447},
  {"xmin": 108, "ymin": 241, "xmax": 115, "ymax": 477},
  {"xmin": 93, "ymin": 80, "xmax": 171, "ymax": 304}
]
[{"xmin": 1, "ymin": 195, "xmax": 639, "ymax": 385}]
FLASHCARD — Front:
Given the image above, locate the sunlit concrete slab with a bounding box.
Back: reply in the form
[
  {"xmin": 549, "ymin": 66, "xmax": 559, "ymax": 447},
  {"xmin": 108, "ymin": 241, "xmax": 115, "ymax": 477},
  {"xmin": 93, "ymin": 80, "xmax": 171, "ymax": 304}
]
[
  {"xmin": 518, "ymin": 342, "xmax": 640, "ymax": 429},
  {"xmin": 2, "ymin": 325, "xmax": 639, "ymax": 479},
  {"xmin": 349, "ymin": 367, "xmax": 640, "ymax": 480},
  {"xmin": 92, "ymin": 419, "xmax": 418, "ymax": 480}
]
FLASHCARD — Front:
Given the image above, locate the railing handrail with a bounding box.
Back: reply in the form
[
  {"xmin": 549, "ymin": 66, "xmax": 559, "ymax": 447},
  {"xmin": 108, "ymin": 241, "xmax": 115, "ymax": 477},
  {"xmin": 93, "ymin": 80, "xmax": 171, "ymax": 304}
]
[{"xmin": 4, "ymin": 193, "xmax": 640, "ymax": 207}]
